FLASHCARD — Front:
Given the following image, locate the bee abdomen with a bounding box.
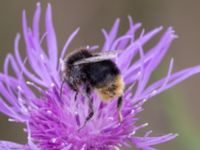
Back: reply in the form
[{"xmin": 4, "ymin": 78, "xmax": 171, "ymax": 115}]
[{"xmin": 95, "ymin": 75, "xmax": 124, "ymax": 102}]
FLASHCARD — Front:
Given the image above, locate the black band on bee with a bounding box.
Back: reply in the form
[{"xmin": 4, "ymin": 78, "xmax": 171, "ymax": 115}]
[{"xmin": 66, "ymin": 50, "xmax": 92, "ymax": 66}]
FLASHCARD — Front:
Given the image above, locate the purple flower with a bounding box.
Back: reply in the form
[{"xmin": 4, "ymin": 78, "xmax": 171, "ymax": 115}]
[{"xmin": 0, "ymin": 3, "xmax": 200, "ymax": 150}]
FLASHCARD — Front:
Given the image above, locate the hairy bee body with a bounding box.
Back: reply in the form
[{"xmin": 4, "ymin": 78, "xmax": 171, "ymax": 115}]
[
  {"xmin": 61, "ymin": 49, "xmax": 124, "ymax": 126},
  {"xmin": 63, "ymin": 50, "xmax": 124, "ymax": 100}
]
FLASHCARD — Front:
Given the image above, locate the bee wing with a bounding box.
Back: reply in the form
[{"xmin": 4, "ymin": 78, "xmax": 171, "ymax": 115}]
[
  {"xmin": 74, "ymin": 50, "xmax": 123, "ymax": 65},
  {"xmin": 92, "ymin": 49, "xmax": 123, "ymax": 56}
]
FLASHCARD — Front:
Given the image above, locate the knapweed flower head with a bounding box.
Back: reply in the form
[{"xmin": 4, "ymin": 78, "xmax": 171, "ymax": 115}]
[{"xmin": 1, "ymin": 3, "xmax": 200, "ymax": 150}]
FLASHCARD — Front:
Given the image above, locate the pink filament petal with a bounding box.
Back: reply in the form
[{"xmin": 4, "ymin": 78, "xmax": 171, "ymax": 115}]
[{"xmin": 46, "ymin": 4, "xmax": 58, "ymax": 70}]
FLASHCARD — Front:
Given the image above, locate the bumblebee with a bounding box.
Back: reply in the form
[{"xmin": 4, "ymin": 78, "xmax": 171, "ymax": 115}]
[{"xmin": 60, "ymin": 48, "xmax": 124, "ymax": 127}]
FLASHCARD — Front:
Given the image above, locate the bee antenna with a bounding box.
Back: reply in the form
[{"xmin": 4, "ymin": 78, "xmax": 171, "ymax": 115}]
[{"xmin": 60, "ymin": 79, "xmax": 66, "ymax": 100}]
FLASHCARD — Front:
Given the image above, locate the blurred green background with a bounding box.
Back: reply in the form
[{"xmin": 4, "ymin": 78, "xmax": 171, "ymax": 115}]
[{"xmin": 0, "ymin": 0, "xmax": 200, "ymax": 149}]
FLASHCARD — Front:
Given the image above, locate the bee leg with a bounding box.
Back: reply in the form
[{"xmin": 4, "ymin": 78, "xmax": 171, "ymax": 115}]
[
  {"xmin": 69, "ymin": 83, "xmax": 79, "ymax": 101},
  {"xmin": 84, "ymin": 85, "xmax": 94, "ymax": 124},
  {"xmin": 117, "ymin": 96, "xmax": 123, "ymax": 122},
  {"xmin": 85, "ymin": 95, "xmax": 94, "ymax": 123},
  {"xmin": 59, "ymin": 79, "xmax": 66, "ymax": 100},
  {"xmin": 74, "ymin": 91, "xmax": 78, "ymax": 101},
  {"xmin": 78, "ymin": 85, "xmax": 94, "ymax": 130}
]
